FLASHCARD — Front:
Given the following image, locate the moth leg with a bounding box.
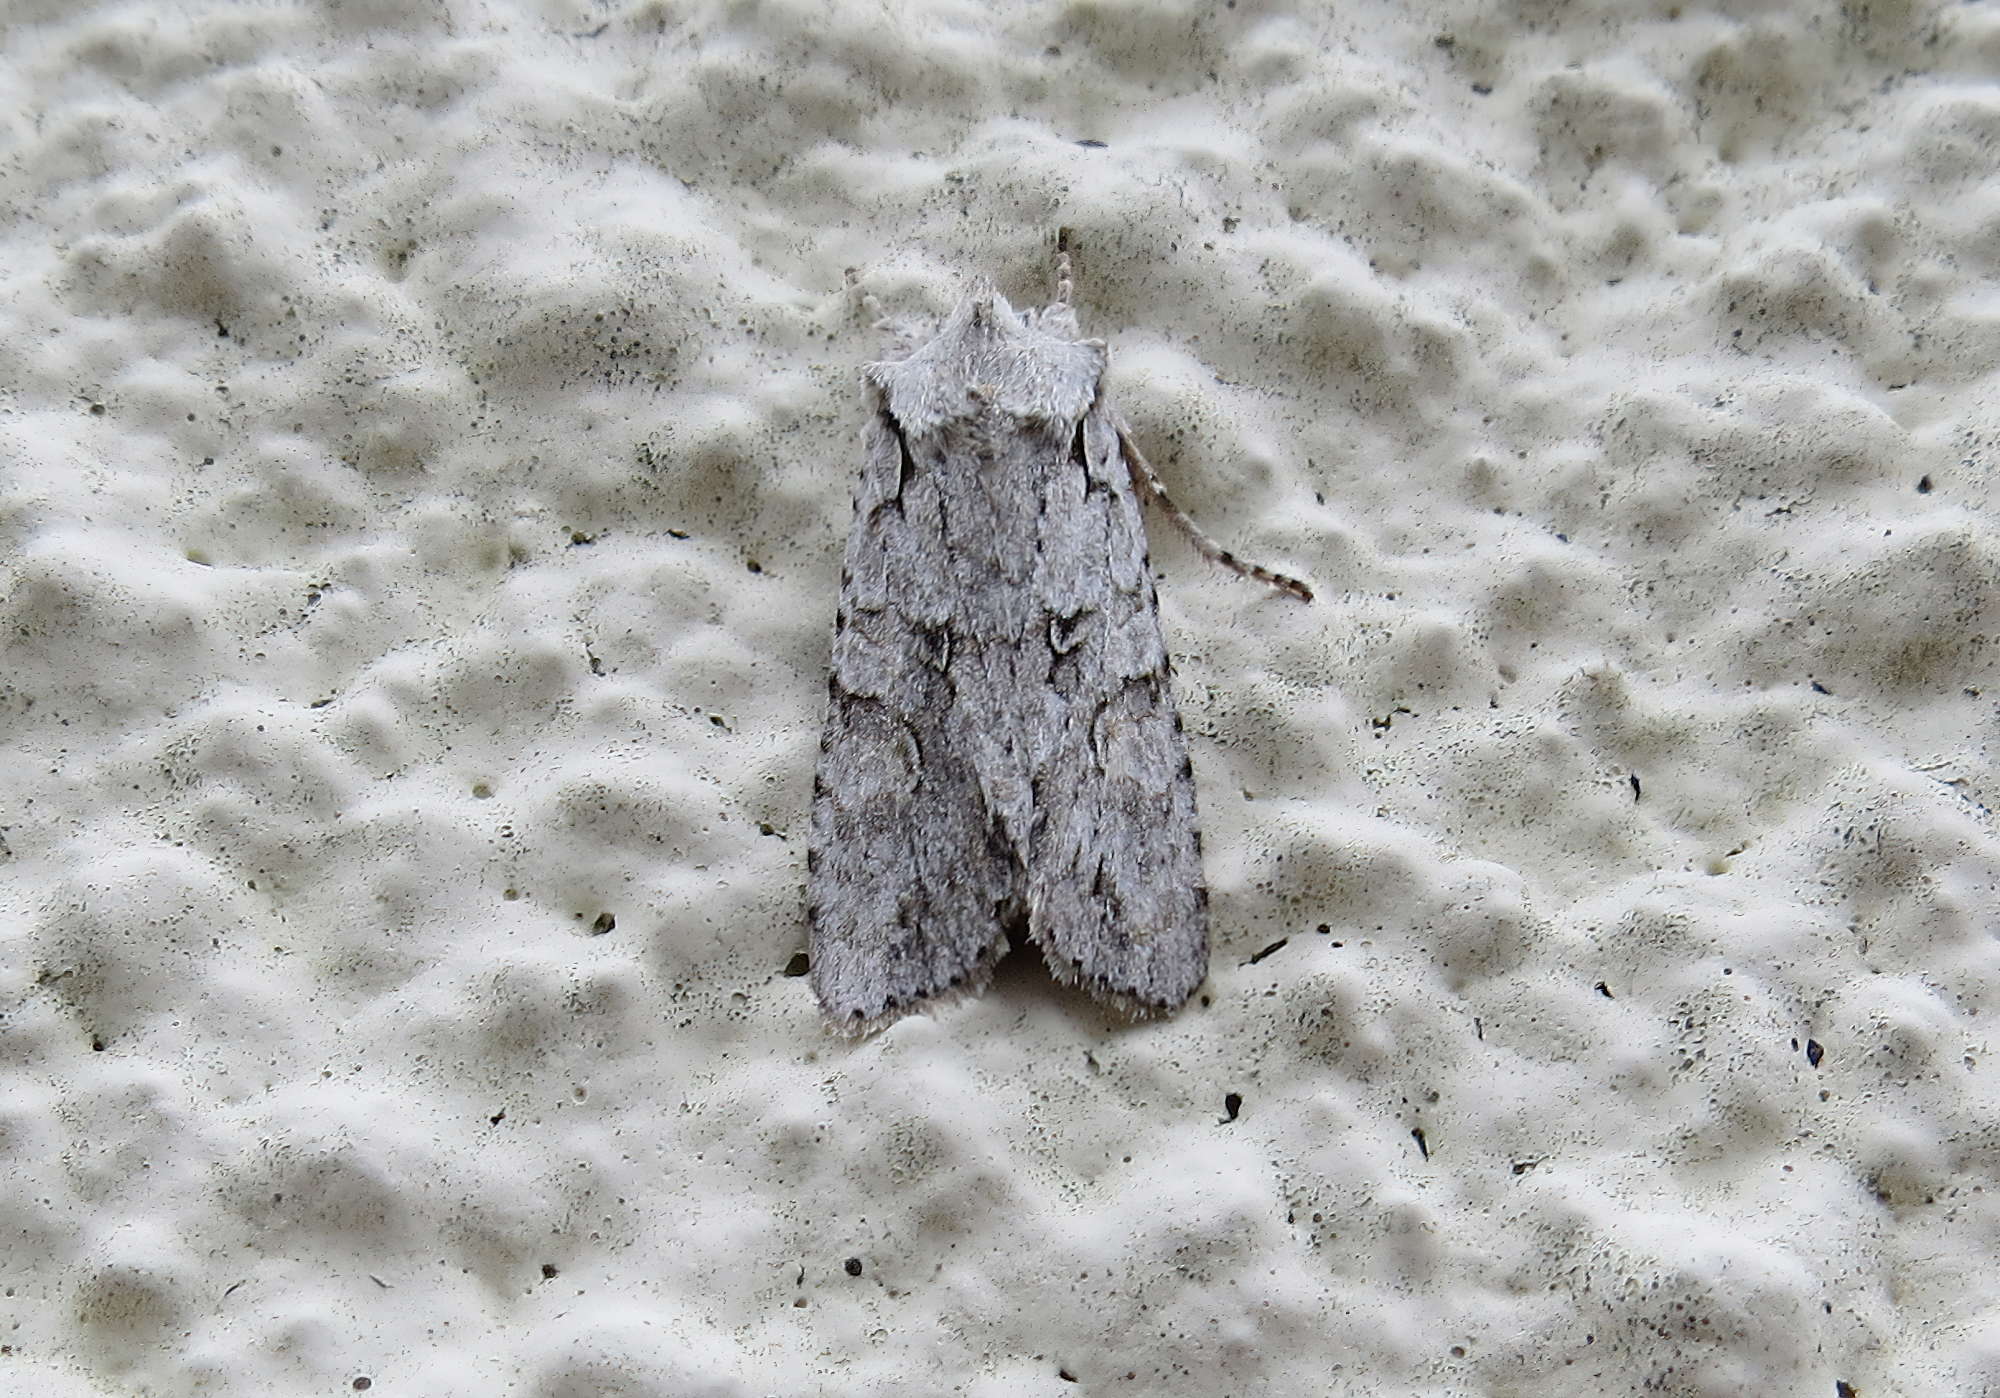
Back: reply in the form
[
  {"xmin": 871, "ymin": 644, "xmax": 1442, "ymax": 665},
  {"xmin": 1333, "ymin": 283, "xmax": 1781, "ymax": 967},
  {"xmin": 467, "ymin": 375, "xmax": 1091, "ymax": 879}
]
[{"xmin": 1115, "ymin": 420, "xmax": 1314, "ymax": 603}]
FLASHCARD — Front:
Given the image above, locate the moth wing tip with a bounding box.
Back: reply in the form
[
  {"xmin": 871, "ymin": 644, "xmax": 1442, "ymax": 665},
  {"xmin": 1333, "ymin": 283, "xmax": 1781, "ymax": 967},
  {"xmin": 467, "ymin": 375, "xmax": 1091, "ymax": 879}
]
[
  {"xmin": 1088, "ymin": 980, "xmax": 1203, "ymax": 1023},
  {"xmin": 1035, "ymin": 947, "xmax": 1204, "ymax": 1022},
  {"xmin": 811, "ymin": 938, "xmax": 1010, "ymax": 1037}
]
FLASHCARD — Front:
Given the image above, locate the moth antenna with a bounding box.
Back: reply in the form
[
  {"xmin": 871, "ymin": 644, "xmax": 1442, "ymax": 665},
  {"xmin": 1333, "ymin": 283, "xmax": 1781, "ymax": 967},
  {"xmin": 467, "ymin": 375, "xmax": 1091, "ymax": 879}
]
[
  {"xmin": 843, "ymin": 268, "xmax": 888, "ymax": 329},
  {"xmin": 845, "ymin": 269, "xmax": 930, "ymax": 357},
  {"xmin": 1115, "ymin": 422, "xmax": 1314, "ymax": 603}
]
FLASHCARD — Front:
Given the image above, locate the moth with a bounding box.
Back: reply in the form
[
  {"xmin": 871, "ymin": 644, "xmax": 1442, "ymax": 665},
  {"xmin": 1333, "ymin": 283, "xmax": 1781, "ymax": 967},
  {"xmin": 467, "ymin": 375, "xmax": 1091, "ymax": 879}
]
[{"xmin": 807, "ymin": 254, "xmax": 1310, "ymax": 1034}]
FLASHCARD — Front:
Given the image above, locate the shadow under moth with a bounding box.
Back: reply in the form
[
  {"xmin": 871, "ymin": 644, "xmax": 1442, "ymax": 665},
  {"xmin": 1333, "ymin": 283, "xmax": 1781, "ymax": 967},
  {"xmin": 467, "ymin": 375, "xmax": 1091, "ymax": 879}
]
[{"xmin": 808, "ymin": 254, "xmax": 1311, "ymax": 1035}]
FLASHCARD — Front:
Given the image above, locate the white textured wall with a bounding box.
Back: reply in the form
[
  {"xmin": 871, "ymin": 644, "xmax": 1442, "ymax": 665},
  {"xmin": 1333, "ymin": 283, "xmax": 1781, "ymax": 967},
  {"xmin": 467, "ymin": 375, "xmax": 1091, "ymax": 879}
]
[{"xmin": 3, "ymin": 1, "xmax": 1996, "ymax": 1393}]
